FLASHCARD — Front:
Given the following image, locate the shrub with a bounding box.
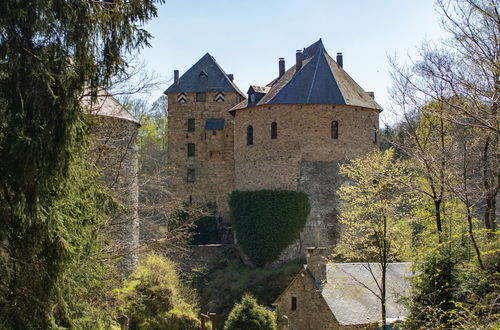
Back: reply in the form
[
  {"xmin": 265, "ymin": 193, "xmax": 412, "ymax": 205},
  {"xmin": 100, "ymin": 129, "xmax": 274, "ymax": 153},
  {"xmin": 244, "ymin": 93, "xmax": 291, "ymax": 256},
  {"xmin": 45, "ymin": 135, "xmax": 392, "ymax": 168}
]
[
  {"xmin": 116, "ymin": 254, "xmax": 199, "ymax": 330},
  {"xmin": 224, "ymin": 294, "xmax": 276, "ymax": 330},
  {"xmin": 229, "ymin": 190, "xmax": 310, "ymax": 266}
]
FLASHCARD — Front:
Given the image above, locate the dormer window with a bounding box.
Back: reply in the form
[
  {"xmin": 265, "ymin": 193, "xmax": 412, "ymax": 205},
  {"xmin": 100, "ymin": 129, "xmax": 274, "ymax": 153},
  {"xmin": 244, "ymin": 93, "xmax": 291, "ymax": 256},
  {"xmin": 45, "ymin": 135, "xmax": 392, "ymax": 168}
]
[
  {"xmin": 250, "ymin": 93, "xmax": 256, "ymax": 103},
  {"xmin": 199, "ymin": 71, "xmax": 208, "ymax": 78}
]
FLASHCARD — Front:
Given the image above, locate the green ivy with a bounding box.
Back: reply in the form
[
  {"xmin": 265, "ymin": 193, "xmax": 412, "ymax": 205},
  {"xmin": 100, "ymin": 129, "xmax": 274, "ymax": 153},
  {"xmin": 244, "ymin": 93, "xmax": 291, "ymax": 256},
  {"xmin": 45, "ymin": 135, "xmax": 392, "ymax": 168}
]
[{"xmin": 229, "ymin": 190, "xmax": 310, "ymax": 266}]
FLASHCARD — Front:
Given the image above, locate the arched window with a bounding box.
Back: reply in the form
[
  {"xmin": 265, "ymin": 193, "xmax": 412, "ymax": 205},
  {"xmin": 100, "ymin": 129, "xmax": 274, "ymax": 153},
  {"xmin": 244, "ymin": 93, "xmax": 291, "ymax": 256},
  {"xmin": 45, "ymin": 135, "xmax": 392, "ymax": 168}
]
[
  {"xmin": 247, "ymin": 125, "xmax": 253, "ymax": 145},
  {"xmin": 331, "ymin": 121, "xmax": 339, "ymax": 139},
  {"xmin": 271, "ymin": 122, "xmax": 278, "ymax": 139}
]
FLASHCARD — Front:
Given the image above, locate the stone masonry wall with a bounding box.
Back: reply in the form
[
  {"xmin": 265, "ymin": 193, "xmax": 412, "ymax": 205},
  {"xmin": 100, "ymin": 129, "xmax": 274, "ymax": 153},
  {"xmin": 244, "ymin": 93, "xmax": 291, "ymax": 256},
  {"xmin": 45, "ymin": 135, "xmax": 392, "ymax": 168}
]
[
  {"xmin": 167, "ymin": 92, "xmax": 242, "ymax": 221},
  {"xmin": 94, "ymin": 116, "xmax": 139, "ymax": 274},
  {"xmin": 275, "ymin": 269, "xmax": 340, "ymax": 330},
  {"xmin": 234, "ymin": 104, "xmax": 379, "ymax": 261}
]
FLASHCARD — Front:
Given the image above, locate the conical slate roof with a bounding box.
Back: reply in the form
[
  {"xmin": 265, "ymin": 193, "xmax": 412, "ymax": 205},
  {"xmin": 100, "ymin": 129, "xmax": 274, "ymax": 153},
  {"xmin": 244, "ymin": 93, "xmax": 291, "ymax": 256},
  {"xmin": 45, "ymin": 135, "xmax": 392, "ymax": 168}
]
[
  {"xmin": 231, "ymin": 39, "xmax": 382, "ymax": 111},
  {"xmin": 164, "ymin": 53, "xmax": 245, "ymax": 97}
]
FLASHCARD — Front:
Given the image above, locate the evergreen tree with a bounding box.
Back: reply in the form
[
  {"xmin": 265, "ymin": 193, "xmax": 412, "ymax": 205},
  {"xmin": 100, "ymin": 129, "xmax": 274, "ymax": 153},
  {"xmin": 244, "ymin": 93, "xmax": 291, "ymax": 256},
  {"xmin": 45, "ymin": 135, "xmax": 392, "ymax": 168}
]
[{"xmin": 0, "ymin": 0, "xmax": 164, "ymax": 327}]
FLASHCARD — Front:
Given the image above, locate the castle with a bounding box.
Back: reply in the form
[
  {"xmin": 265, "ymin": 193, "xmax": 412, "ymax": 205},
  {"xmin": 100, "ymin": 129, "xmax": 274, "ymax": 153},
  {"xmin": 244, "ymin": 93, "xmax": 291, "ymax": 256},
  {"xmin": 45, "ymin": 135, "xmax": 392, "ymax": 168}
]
[{"xmin": 165, "ymin": 39, "xmax": 382, "ymax": 262}]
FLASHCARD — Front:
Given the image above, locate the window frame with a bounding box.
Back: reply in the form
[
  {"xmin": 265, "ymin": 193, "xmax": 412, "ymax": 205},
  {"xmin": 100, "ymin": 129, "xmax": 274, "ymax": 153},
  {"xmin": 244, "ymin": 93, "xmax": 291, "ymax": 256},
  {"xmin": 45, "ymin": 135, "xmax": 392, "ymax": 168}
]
[
  {"xmin": 246, "ymin": 125, "xmax": 254, "ymax": 146},
  {"xmin": 187, "ymin": 143, "xmax": 195, "ymax": 157},
  {"xmin": 196, "ymin": 92, "xmax": 206, "ymax": 102},
  {"xmin": 187, "ymin": 168, "xmax": 195, "ymax": 183},
  {"xmin": 331, "ymin": 121, "xmax": 339, "ymax": 139},
  {"xmin": 187, "ymin": 118, "xmax": 195, "ymax": 132},
  {"xmin": 291, "ymin": 296, "xmax": 297, "ymax": 311}
]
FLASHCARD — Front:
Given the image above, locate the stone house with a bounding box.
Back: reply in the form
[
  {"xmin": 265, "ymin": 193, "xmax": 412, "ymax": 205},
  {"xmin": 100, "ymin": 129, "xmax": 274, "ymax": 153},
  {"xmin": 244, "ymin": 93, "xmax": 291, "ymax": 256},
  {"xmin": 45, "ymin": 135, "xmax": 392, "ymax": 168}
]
[
  {"xmin": 164, "ymin": 39, "xmax": 382, "ymax": 261},
  {"xmin": 273, "ymin": 248, "xmax": 412, "ymax": 329}
]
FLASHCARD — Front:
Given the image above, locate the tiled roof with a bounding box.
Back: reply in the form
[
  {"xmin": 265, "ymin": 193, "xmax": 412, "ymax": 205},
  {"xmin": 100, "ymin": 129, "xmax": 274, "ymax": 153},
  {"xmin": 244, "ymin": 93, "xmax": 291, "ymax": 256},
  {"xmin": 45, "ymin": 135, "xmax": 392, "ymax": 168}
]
[
  {"xmin": 248, "ymin": 85, "xmax": 271, "ymax": 94},
  {"xmin": 321, "ymin": 263, "xmax": 412, "ymax": 325},
  {"xmin": 82, "ymin": 92, "xmax": 140, "ymax": 125},
  {"xmin": 164, "ymin": 53, "xmax": 245, "ymax": 97},
  {"xmin": 230, "ymin": 39, "xmax": 382, "ymax": 112}
]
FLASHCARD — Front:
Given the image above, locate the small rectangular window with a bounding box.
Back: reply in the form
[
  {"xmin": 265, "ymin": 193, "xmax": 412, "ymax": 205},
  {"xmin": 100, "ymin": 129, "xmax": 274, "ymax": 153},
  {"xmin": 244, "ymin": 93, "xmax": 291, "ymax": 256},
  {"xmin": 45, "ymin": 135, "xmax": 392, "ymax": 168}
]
[
  {"xmin": 196, "ymin": 92, "xmax": 206, "ymax": 102},
  {"xmin": 187, "ymin": 143, "xmax": 195, "ymax": 157},
  {"xmin": 187, "ymin": 168, "xmax": 195, "ymax": 183},
  {"xmin": 291, "ymin": 296, "xmax": 297, "ymax": 311},
  {"xmin": 187, "ymin": 118, "xmax": 195, "ymax": 132}
]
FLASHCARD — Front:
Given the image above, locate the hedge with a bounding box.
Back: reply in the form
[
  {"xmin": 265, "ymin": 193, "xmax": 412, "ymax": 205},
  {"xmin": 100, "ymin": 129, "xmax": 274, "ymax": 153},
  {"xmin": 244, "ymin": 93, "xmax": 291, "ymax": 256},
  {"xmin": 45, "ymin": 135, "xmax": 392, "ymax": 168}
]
[{"xmin": 229, "ymin": 190, "xmax": 310, "ymax": 266}]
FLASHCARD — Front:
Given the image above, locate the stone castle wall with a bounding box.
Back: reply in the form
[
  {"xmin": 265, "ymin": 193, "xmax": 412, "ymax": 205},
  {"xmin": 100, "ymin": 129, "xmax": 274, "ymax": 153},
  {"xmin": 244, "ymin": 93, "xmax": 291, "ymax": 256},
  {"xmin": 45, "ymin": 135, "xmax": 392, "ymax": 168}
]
[
  {"xmin": 94, "ymin": 116, "xmax": 139, "ymax": 273},
  {"xmin": 233, "ymin": 104, "xmax": 379, "ymax": 261},
  {"xmin": 167, "ymin": 91, "xmax": 242, "ymax": 219}
]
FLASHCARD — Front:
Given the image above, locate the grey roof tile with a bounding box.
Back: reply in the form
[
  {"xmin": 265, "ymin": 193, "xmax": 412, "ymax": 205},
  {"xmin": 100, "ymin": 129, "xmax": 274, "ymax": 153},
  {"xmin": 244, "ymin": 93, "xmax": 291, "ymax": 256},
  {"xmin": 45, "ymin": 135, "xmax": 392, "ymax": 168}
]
[
  {"xmin": 231, "ymin": 39, "xmax": 382, "ymax": 111},
  {"xmin": 322, "ymin": 263, "xmax": 412, "ymax": 325},
  {"xmin": 164, "ymin": 53, "xmax": 245, "ymax": 97}
]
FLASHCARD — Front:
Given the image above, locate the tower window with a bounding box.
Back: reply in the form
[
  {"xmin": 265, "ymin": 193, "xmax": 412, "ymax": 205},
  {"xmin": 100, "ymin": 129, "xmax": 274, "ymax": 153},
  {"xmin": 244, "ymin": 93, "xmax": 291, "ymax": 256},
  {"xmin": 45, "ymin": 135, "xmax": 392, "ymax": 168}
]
[
  {"xmin": 196, "ymin": 92, "xmax": 206, "ymax": 102},
  {"xmin": 187, "ymin": 143, "xmax": 195, "ymax": 157},
  {"xmin": 271, "ymin": 121, "xmax": 278, "ymax": 140},
  {"xmin": 291, "ymin": 296, "xmax": 297, "ymax": 311},
  {"xmin": 331, "ymin": 121, "xmax": 339, "ymax": 139},
  {"xmin": 187, "ymin": 169, "xmax": 195, "ymax": 183},
  {"xmin": 247, "ymin": 125, "xmax": 254, "ymax": 146},
  {"xmin": 372, "ymin": 127, "xmax": 378, "ymax": 143},
  {"xmin": 187, "ymin": 118, "xmax": 195, "ymax": 132}
]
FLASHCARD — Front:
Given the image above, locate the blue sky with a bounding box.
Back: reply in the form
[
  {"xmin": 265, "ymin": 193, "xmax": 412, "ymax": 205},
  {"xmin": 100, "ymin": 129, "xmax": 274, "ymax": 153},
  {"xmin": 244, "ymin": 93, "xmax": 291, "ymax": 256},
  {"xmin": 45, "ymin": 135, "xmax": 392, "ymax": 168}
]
[{"xmin": 137, "ymin": 0, "xmax": 451, "ymax": 124}]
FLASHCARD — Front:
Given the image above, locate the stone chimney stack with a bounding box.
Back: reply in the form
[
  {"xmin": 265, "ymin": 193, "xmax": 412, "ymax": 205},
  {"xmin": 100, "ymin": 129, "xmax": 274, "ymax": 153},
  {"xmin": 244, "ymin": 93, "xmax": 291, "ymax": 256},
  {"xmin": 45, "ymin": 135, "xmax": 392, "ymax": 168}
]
[
  {"xmin": 367, "ymin": 91, "xmax": 375, "ymax": 99},
  {"xmin": 279, "ymin": 58, "xmax": 285, "ymax": 78},
  {"xmin": 306, "ymin": 247, "xmax": 328, "ymax": 284},
  {"xmin": 228, "ymin": 74, "xmax": 234, "ymax": 81},
  {"xmin": 336, "ymin": 53, "xmax": 343, "ymax": 68},
  {"xmin": 174, "ymin": 70, "xmax": 179, "ymax": 85},
  {"xmin": 296, "ymin": 50, "xmax": 303, "ymax": 72}
]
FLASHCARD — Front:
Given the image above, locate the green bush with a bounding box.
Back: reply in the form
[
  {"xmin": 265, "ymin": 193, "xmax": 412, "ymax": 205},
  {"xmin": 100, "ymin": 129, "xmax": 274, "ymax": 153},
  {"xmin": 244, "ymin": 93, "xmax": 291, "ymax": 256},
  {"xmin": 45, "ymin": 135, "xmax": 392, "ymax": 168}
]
[
  {"xmin": 224, "ymin": 294, "xmax": 276, "ymax": 330},
  {"xmin": 229, "ymin": 190, "xmax": 310, "ymax": 266},
  {"xmin": 116, "ymin": 254, "xmax": 199, "ymax": 330},
  {"xmin": 191, "ymin": 216, "xmax": 221, "ymax": 245}
]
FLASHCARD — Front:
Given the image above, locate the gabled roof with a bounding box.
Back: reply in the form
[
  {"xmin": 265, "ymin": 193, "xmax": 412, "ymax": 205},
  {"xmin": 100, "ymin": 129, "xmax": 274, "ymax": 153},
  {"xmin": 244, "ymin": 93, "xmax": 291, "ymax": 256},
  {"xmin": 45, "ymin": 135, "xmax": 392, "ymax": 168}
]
[
  {"xmin": 274, "ymin": 262, "xmax": 412, "ymax": 327},
  {"xmin": 231, "ymin": 39, "xmax": 382, "ymax": 112},
  {"xmin": 164, "ymin": 53, "xmax": 245, "ymax": 97},
  {"xmin": 321, "ymin": 263, "xmax": 412, "ymax": 326},
  {"xmin": 248, "ymin": 85, "xmax": 271, "ymax": 94}
]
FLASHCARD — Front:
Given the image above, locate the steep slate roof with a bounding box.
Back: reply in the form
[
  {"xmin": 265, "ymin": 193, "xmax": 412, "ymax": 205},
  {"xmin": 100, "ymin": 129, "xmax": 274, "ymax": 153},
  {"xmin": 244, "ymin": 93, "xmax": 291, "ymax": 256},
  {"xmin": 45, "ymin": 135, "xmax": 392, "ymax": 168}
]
[
  {"xmin": 164, "ymin": 53, "xmax": 245, "ymax": 97},
  {"xmin": 231, "ymin": 39, "xmax": 382, "ymax": 112},
  {"xmin": 321, "ymin": 263, "xmax": 412, "ymax": 326}
]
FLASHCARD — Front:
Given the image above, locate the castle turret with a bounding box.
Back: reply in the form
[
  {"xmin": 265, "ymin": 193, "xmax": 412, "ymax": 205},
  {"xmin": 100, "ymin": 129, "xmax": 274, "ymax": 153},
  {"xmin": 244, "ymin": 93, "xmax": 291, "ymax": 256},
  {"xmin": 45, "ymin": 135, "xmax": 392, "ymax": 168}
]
[
  {"xmin": 164, "ymin": 54, "xmax": 245, "ymax": 236},
  {"xmin": 230, "ymin": 39, "xmax": 382, "ymax": 262}
]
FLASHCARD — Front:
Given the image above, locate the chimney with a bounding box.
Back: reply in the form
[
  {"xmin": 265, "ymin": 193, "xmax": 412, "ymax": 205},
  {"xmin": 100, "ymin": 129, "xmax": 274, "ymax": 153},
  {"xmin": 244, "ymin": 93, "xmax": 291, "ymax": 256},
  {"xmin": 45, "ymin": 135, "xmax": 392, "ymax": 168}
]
[
  {"xmin": 306, "ymin": 247, "xmax": 328, "ymax": 285},
  {"xmin": 296, "ymin": 50, "xmax": 303, "ymax": 72},
  {"xmin": 174, "ymin": 70, "xmax": 179, "ymax": 85},
  {"xmin": 367, "ymin": 91, "xmax": 375, "ymax": 99},
  {"xmin": 227, "ymin": 74, "xmax": 234, "ymax": 81},
  {"xmin": 336, "ymin": 53, "xmax": 343, "ymax": 68},
  {"xmin": 279, "ymin": 58, "xmax": 285, "ymax": 78}
]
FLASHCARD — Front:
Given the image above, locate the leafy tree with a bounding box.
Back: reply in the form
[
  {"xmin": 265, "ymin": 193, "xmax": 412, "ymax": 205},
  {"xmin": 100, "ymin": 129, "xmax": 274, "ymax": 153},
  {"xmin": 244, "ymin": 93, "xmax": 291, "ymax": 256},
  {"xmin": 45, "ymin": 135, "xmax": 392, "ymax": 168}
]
[
  {"xmin": 224, "ymin": 294, "xmax": 276, "ymax": 330},
  {"xmin": 0, "ymin": 0, "xmax": 164, "ymax": 327},
  {"xmin": 334, "ymin": 148, "xmax": 415, "ymax": 328},
  {"xmin": 116, "ymin": 253, "xmax": 199, "ymax": 330}
]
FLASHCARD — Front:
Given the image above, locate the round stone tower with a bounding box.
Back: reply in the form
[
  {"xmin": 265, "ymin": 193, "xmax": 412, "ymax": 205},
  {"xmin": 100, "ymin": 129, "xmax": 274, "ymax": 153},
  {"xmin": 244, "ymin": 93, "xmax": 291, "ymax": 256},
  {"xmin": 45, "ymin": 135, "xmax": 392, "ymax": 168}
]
[{"xmin": 230, "ymin": 39, "xmax": 382, "ymax": 262}]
